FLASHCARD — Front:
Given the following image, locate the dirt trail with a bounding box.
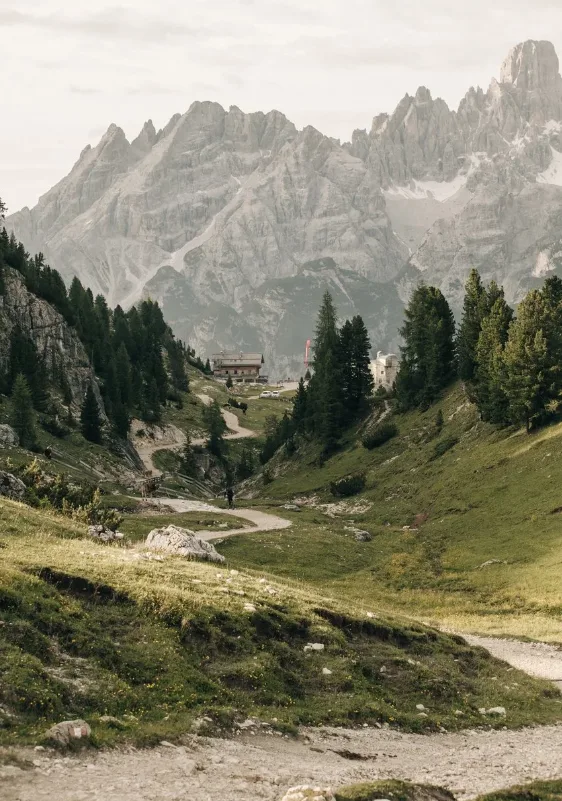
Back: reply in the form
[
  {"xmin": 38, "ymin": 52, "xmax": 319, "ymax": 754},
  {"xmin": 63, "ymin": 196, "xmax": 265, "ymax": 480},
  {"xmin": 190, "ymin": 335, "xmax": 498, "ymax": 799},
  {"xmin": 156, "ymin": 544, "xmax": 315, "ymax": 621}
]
[
  {"xmin": 464, "ymin": 635, "xmax": 562, "ymax": 688},
  {"xmin": 5, "ymin": 721, "xmax": 562, "ymax": 801},
  {"xmin": 194, "ymin": 393, "xmax": 256, "ymax": 445},
  {"xmin": 154, "ymin": 498, "xmax": 291, "ymax": 541},
  {"xmin": 130, "ymin": 420, "xmax": 186, "ymax": 477}
]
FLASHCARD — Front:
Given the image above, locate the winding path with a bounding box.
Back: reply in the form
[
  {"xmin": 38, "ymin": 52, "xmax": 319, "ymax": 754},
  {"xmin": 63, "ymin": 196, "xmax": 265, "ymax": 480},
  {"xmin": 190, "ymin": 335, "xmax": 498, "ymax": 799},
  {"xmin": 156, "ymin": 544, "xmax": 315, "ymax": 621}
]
[
  {"xmin": 192, "ymin": 393, "xmax": 256, "ymax": 445},
  {"xmin": 154, "ymin": 498, "xmax": 291, "ymax": 541}
]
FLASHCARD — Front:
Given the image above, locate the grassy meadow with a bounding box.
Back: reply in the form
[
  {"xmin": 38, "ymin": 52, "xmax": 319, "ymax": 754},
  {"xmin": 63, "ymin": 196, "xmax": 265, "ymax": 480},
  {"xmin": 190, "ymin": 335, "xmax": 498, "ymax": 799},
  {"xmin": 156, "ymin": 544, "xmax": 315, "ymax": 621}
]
[
  {"xmin": 2, "ymin": 497, "xmax": 561, "ymax": 746},
  {"xmin": 221, "ymin": 383, "xmax": 562, "ymax": 642}
]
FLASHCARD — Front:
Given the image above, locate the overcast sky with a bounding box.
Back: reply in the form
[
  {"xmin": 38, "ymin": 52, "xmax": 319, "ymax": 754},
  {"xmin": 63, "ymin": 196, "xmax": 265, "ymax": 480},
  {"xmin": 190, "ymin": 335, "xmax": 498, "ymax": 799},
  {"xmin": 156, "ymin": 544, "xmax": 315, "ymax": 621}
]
[{"xmin": 2, "ymin": 0, "xmax": 562, "ymax": 212}]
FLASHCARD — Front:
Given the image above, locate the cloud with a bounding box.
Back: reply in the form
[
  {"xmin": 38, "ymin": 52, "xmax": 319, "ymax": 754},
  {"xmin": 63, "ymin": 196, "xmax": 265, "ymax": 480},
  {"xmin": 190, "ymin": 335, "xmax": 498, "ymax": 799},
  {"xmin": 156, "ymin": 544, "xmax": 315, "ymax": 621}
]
[{"xmin": 1, "ymin": 6, "xmax": 203, "ymax": 42}]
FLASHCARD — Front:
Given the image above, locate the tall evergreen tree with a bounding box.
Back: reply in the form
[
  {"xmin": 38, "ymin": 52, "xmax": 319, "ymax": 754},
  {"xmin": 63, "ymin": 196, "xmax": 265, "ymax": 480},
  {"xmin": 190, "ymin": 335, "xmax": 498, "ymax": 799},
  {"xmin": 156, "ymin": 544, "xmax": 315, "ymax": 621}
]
[
  {"xmin": 307, "ymin": 291, "xmax": 344, "ymax": 445},
  {"xmin": 502, "ymin": 291, "xmax": 552, "ymax": 432},
  {"xmin": 202, "ymin": 400, "xmax": 227, "ymax": 457},
  {"xmin": 474, "ymin": 297, "xmax": 513, "ymax": 424},
  {"xmin": 292, "ymin": 377, "xmax": 308, "ymax": 431},
  {"xmin": 396, "ymin": 285, "xmax": 456, "ymax": 410},
  {"xmin": 10, "ymin": 374, "xmax": 36, "ymax": 448},
  {"xmin": 457, "ymin": 269, "xmax": 487, "ymax": 382},
  {"xmin": 80, "ymin": 384, "xmax": 103, "ymax": 444}
]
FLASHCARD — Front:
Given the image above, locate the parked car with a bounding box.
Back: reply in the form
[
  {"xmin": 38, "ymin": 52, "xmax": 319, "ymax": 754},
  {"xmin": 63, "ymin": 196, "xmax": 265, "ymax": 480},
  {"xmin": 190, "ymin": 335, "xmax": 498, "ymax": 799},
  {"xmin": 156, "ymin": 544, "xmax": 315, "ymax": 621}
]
[
  {"xmin": 260, "ymin": 391, "xmax": 272, "ymax": 398},
  {"xmin": 270, "ymin": 391, "xmax": 281, "ymax": 398}
]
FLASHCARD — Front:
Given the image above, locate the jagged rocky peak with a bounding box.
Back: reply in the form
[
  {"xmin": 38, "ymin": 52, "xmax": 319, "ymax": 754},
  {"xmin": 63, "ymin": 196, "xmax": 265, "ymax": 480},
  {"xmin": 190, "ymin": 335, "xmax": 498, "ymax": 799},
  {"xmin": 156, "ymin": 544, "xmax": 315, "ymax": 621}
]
[
  {"xmin": 500, "ymin": 40, "xmax": 560, "ymax": 91},
  {"xmin": 131, "ymin": 119, "xmax": 157, "ymax": 153}
]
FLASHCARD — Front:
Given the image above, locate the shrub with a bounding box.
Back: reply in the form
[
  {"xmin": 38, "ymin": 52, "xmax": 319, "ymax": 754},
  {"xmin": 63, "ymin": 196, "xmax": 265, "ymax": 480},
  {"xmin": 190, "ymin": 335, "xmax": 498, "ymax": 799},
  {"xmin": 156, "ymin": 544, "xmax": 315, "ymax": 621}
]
[
  {"xmin": 330, "ymin": 473, "xmax": 366, "ymax": 498},
  {"xmin": 362, "ymin": 421, "xmax": 398, "ymax": 450},
  {"xmin": 263, "ymin": 467, "xmax": 274, "ymax": 485},
  {"xmin": 430, "ymin": 436, "xmax": 459, "ymax": 461}
]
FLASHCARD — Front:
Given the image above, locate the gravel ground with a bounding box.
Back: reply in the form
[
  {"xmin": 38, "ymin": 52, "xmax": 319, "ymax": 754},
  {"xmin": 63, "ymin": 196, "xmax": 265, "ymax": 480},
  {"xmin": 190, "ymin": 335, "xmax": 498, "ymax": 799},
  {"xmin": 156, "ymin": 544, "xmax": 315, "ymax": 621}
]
[{"xmin": 3, "ymin": 722, "xmax": 562, "ymax": 801}]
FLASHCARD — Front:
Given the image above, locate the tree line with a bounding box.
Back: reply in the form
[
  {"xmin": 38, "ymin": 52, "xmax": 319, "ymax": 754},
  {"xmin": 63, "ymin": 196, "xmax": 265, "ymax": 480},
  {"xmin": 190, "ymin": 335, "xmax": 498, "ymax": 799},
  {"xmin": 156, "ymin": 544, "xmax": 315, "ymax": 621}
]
[
  {"xmin": 397, "ymin": 270, "xmax": 562, "ymax": 433},
  {"xmin": 0, "ymin": 217, "xmax": 195, "ymax": 447}
]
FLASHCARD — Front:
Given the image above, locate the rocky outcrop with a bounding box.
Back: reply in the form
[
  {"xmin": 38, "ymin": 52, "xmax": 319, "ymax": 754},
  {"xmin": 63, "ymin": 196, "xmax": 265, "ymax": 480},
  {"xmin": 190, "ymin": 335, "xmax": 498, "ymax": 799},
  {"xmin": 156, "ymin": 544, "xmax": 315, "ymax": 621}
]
[
  {"xmin": 145, "ymin": 525, "xmax": 225, "ymax": 563},
  {"xmin": 0, "ymin": 268, "xmax": 105, "ymax": 415},
  {"xmin": 0, "ymin": 471, "xmax": 25, "ymax": 500},
  {"xmin": 0, "ymin": 425, "xmax": 18, "ymax": 447}
]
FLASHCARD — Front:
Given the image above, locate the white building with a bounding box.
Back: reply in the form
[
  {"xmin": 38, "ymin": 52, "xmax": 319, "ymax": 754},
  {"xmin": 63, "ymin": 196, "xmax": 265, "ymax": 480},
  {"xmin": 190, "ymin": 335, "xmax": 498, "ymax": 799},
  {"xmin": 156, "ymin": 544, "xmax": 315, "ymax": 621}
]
[{"xmin": 370, "ymin": 351, "xmax": 399, "ymax": 390}]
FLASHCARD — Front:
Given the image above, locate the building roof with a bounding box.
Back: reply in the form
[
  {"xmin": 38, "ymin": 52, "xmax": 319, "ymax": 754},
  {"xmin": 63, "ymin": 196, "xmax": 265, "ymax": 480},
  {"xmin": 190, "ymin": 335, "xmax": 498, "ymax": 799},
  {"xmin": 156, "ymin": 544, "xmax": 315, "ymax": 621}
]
[{"xmin": 212, "ymin": 352, "xmax": 264, "ymax": 368}]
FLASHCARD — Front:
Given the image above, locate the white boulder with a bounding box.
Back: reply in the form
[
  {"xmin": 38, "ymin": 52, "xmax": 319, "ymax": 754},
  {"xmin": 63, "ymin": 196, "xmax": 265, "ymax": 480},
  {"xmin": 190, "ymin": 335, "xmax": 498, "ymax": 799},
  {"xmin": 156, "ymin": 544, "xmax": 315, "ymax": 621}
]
[
  {"xmin": 145, "ymin": 525, "xmax": 225, "ymax": 563},
  {"xmin": 45, "ymin": 719, "xmax": 91, "ymax": 747}
]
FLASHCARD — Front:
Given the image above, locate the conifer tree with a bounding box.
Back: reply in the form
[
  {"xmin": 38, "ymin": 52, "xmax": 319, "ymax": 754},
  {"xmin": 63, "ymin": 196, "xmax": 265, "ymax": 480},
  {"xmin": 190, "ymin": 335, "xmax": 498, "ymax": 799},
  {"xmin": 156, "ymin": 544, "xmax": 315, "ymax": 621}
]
[
  {"xmin": 307, "ymin": 291, "xmax": 344, "ymax": 444},
  {"xmin": 80, "ymin": 384, "xmax": 103, "ymax": 443},
  {"xmin": 457, "ymin": 269, "xmax": 487, "ymax": 382},
  {"xmin": 10, "ymin": 374, "xmax": 36, "ymax": 448},
  {"xmin": 226, "ymin": 375, "xmax": 233, "ymax": 389},
  {"xmin": 502, "ymin": 291, "xmax": 552, "ymax": 432},
  {"xmin": 292, "ymin": 377, "xmax": 308, "ymax": 431},
  {"xmin": 180, "ymin": 433, "xmax": 198, "ymax": 477},
  {"xmin": 474, "ymin": 297, "xmax": 512, "ymax": 424},
  {"xmin": 142, "ymin": 377, "xmax": 162, "ymax": 423},
  {"xmin": 396, "ymin": 285, "xmax": 456, "ymax": 410},
  {"xmin": 203, "ymin": 400, "xmax": 227, "ymax": 456}
]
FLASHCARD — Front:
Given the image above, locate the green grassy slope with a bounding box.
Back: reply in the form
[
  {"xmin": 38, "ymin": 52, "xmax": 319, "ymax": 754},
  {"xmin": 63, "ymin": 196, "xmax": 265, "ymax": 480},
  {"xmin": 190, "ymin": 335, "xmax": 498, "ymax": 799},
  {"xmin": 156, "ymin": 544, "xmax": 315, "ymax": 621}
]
[
  {"xmin": 222, "ymin": 383, "xmax": 562, "ymax": 641},
  {"xmin": 1, "ymin": 498, "xmax": 560, "ymax": 746}
]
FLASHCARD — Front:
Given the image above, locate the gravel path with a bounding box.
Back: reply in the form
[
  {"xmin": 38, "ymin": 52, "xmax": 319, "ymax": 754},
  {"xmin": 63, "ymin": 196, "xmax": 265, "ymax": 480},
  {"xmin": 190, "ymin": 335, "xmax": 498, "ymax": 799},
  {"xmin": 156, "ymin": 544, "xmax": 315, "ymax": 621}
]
[
  {"xmin": 154, "ymin": 498, "xmax": 292, "ymax": 541},
  {"xmin": 464, "ymin": 635, "xmax": 562, "ymax": 688},
  {"xmin": 131, "ymin": 420, "xmax": 186, "ymax": 477},
  {"xmin": 4, "ymin": 723, "xmax": 562, "ymax": 800},
  {"xmin": 193, "ymin": 393, "xmax": 256, "ymax": 445}
]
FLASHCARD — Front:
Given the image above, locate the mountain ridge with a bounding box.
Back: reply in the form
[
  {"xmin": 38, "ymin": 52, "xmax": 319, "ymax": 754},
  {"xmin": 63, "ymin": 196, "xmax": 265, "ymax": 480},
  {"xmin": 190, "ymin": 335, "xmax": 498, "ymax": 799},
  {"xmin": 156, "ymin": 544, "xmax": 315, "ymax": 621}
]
[{"xmin": 8, "ymin": 39, "xmax": 562, "ymax": 375}]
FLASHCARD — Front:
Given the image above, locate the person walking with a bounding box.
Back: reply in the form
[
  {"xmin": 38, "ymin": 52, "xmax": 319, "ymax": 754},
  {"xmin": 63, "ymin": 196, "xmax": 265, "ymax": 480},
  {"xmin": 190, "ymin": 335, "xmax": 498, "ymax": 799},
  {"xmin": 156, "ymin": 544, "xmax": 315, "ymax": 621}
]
[{"xmin": 226, "ymin": 487, "xmax": 234, "ymax": 509}]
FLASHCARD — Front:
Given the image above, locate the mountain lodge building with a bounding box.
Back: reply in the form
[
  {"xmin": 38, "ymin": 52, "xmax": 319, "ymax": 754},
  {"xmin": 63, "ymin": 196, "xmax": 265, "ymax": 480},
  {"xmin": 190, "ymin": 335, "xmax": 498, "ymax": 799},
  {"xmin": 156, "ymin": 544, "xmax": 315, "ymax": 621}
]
[{"xmin": 211, "ymin": 351, "xmax": 266, "ymax": 384}]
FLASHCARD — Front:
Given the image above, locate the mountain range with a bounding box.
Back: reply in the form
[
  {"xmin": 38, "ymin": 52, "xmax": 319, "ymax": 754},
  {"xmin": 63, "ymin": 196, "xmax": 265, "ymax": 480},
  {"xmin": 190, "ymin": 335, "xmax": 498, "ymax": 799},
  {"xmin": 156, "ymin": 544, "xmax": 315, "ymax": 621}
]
[{"xmin": 8, "ymin": 39, "xmax": 562, "ymax": 376}]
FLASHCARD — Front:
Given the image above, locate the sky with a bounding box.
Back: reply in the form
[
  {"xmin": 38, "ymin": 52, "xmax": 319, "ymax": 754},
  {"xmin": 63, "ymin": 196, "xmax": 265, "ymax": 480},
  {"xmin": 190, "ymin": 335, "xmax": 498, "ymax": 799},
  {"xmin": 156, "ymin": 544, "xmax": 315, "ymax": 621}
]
[{"xmin": 2, "ymin": 0, "xmax": 562, "ymax": 212}]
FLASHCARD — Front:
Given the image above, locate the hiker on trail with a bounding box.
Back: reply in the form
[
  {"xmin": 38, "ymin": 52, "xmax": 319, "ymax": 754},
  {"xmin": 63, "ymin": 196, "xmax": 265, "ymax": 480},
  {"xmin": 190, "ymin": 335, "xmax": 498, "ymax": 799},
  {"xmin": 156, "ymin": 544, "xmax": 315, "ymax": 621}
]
[{"xmin": 226, "ymin": 487, "xmax": 234, "ymax": 509}]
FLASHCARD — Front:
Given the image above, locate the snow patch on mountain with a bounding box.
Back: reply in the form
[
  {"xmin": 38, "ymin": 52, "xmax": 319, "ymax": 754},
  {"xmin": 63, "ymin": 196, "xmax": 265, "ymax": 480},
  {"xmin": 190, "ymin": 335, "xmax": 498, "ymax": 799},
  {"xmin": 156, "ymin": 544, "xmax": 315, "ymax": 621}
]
[
  {"xmin": 537, "ymin": 147, "xmax": 562, "ymax": 186},
  {"xmin": 384, "ymin": 173, "xmax": 468, "ymax": 203}
]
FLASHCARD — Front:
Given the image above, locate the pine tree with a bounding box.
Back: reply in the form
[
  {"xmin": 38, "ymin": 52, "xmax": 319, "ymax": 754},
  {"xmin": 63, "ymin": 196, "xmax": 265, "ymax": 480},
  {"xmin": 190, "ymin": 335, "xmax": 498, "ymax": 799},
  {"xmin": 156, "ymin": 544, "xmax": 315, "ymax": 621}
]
[
  {"xmin": 292, "ymin": 377, "xmax": 308, "ymax": 431},
  {"xmin": 142, "ymin": 377, "xmax": 162, "ymax": 423},
  {"xmin": 396, "ymin": 285, "xmax": 456, "ymax": 410},
  {"xmin": 115, "ymin": 342, "xmax": 132, "ymax": 408},
  {"xmin": 457, "ymin": 269, "xmax": 487, "ymax": 382},
  {"xmin": 349, "ymin": 315, "xmax": 374, "ymax": 416},
  {"xmin": 226, "ymin": 375, "xmax": 233, "ymax": 389},
  {"xmin": 474, "ymin": 297, "xmax": 512, "ymax": 424},
  {"xmin": 180, "ymin": 433, "xmax": 198, "ymax": 477},
  {"xmin": 237, "ymin": 445, "xmax": 255, "ymax": 479},
  {"xmin": 202, "ymin": 400, "xmax": 227, "ymax": 457},
  {"xmin": 80, "ymin": 384, "xmax": 103, "ymax": 444},
  {"xmin": 10, "ymin": 374, "xmax": 36, "ymax": 448},
  {"xmin": 502, "ymin": 291, "xmax": 552, "ymax": 432},
  {"xmin": 307, "ymin": 291, "xmax": 344, "ymax": 444}
]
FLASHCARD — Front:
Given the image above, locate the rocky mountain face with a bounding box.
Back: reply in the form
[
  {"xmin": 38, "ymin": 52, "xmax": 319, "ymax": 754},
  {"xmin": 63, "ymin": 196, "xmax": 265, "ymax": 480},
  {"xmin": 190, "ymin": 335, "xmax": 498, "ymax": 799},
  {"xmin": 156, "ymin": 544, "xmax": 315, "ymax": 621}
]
[
  {"xmin": 0, "ymin": 267, "xmax": 104, "ymax": 415},
  {"xmin": 8, "ymin": 40, "xmax": 562, "ymax": 375}
]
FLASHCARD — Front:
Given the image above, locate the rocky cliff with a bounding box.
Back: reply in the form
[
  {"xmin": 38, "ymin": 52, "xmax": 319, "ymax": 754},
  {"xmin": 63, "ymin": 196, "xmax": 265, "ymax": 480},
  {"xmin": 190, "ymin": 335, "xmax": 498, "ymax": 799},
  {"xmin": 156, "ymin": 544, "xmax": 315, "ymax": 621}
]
[
  {"xmin": 0, "ymin": 267, "xmax": 104, "ymax": 415},
  {"xmin": 9, "ymin": 40, "xmax": 562, "ymax": 374}
]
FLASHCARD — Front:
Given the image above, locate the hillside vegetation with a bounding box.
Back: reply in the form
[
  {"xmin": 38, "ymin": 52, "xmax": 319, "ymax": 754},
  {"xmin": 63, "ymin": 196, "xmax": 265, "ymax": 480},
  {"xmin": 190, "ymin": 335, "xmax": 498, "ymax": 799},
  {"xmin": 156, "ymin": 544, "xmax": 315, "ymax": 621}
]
[
  {"xmin": 223, "ymin": 382, "xmax": 562, "ymax": 642},
  {"xmin": 2, "ymin": 497, "xmax": 560, "ymax": 746}
]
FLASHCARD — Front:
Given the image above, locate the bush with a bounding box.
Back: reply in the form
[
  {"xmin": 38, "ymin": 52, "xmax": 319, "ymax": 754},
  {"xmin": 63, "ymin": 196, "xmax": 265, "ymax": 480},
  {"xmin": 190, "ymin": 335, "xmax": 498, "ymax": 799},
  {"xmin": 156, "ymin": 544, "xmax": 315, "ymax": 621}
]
[
  {"xmin": 362, "ymin": 421, "xmax": 398, "ymax": 450},
  {"xmin": 263, "ymin": 467, "xmax": 274, "ymax": 485},
  {"xmin": 330, "ymin": 473, "xmax": 366, "ymax": 497},
  {"xmin": 430, "ymin": 436, "xmax": 459, "ymax": 461}
]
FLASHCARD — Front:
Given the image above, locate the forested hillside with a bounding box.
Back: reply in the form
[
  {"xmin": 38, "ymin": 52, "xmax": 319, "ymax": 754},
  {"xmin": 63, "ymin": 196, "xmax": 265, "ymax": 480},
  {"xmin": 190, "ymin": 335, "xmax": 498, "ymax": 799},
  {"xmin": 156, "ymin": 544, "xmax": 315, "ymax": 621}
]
[{"xmin": 0, "ymin": 197, "xmax": 203, "ymax": 452}]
